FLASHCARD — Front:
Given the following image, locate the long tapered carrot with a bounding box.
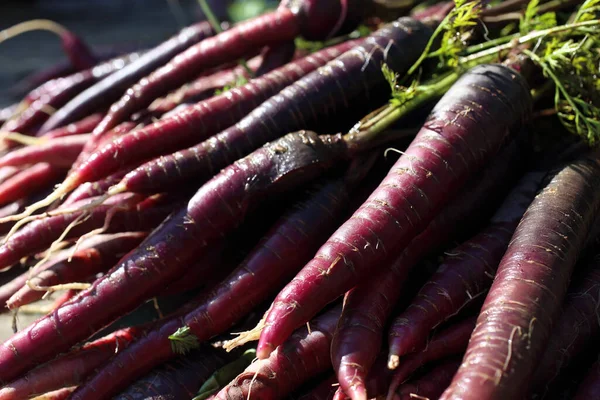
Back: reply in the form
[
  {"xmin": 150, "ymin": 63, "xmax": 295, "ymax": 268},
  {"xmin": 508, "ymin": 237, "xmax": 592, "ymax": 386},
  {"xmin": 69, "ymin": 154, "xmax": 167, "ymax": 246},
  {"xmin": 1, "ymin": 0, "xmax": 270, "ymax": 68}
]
[
  {"xmin": 38, "ymin": 21, "xmax": 216, "ymax": 133},
  {"xmin": 103, "ymin": 18, "xmax": 431, "ymax": 197},
  {"xmin": 93, "ymin": 0, "xmax": 371, "ymax": 135},
  {"xmin": 0, "ymin": 163, "xmax": 64, "ymax": 207},
  {"xmin": 0, "ymin": 134, "xmax": 89, "ymax": 169},
  {"xmin": 440, "ymin": 149, "xmax": 600, "ymax": 400},
  {"xmin": 42, "ymin": 113, "xmax": 103, "ymax": 139},
  {"xmin": 2, "ymin": 39, "xmax": 366, "ymax": 227},
  {"xmin": 256, "ymin": 63, "xmax": 532, "ymax": 360},
  {"xmin": 63, "ymin": 152, "xmax": 376, "ymax": 399}
]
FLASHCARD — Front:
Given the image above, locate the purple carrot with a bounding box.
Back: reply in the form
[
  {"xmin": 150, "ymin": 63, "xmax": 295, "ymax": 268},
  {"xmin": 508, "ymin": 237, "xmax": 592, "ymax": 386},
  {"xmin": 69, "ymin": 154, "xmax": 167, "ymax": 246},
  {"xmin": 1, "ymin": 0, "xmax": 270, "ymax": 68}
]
[
  {"xmin": 212, "ymin": 306, "xmax": 342, "ymax": 400},
  {"xmin": 31, "ymin": 387, "xmax": 75, "ymax": 400},
  {"xmin": 0, "ymin": 134, "xmax": 88, "ymax": 169},
  {"xmin": 61, "ymin": 170, "xmax": 128, "ymax": 206},
  {"xmin": 93, "ymin": 0, "xmax": 371, "ymax": 135},
  {"xmin": 66, "ymin": 151, "xmax": 375, "ymax": 398},
  {"xmin": 295, "ymin": 376, "xmax": 338, "ymax": 400},
  {"xmin": 0, "ymin": 193, "xmax": 175, "ymax": 270},
  {"xmin": 573, "ymin": 355, "xmax": 600, "ymax": 400},
  {"xmin": 18, "ymin": 38, "xmax": 364, "ymax": 216},
  {"xmin": 38, "ymin": 21, "xmax": 216, "ymax": 133},
  {"xmin": 113, "ymin": 346, "xmax": 235, "ymax": 400},
  {"xmin": 105, "ymin": 18, "xmax": 431, "ymax": 197},
  {"xmin": 393, "ymin": 358, "xmax": 461, "ymax": 400},
  {"xmin": 330, "ymin": 139, "xmax": 527, "ymax": 400},
  {"xmin": 2, "ymin": 53, "xmax": 142, "ymax": 136},
  {"xmin": 0, "ymin": 163, "xmax": 64, "ymax": 207},
  {"xmin": 440, "ymin": 149, "xmax": 600, "ymax": 400},
  {"xmin": 43, "ymin": 113, "xmax": 103, "ymax": 139},
  {"xmin": 256, "ymin": 63, "xmax": 532, "ymax": 360},
  {"xmin": 530, "ymin": 253, "xmax": 600, "ymax": 396},
  {"xmin": 387, "ymin": 170, "xmax": 544, "ymax": 367},
  {"xmin": 7, "ymin": 232, "xmax": 147, "ymax": 309}
]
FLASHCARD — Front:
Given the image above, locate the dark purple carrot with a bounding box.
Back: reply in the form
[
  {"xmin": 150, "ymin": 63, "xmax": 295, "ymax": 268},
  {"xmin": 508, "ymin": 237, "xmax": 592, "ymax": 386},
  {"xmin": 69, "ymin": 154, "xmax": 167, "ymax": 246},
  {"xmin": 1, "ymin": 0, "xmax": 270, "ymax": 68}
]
[
  {"xmin": 16, "ymin": 38, "xmax": 366, "ymax": 215},
  {"xmin": 0, "ymin": 167, "xmax": 19, "ymax": 185},
  {"xmin": 61, "ymin": 170, "xmax": 128, "ymax": 206},
  {"xmin": 93, "ymin": 0, "xmax": 371, "ymax": 135},
  {"xmin": 105, "ymin": 18, "xmax": 431, "ymax": 197},
  {"xmin": 387, "ymin": 170, "xmax": 545, "ymax": 367},
  {"xmin": 440, "ymin": 149, "xmax": 600, "ymax": 400},
  {"xmin": 43, "ymin": 113, "xmax": 103, "ymax": 139},
  {"xmin": 147, "ymin": 41, "xmax": 296, "ymax": 117},
  {"xmin": 67, "ymin": 150, "xmax": 375, "ymax": 398},
  {"xmin": 0, "ymin": 193, "xmax": 176, "ymax": 270},
  {"xmin": 0, "ymin": 163, "xmax": 64, "ymax": 207},
  {"xmin": 0, "ymin": 134, "xmax": 88, "ymax": 169},
  {"xmin": 330, "ymin": 139, "xmax": 527, "ymax": 400},
  {"xmin": 573, "ymin": 355, "xmax": 600, "ymax": 400},
  {"xmin": 0, "ymin": 327, "xmax": 143, "ymax": 400},
  {"xmin": 393, "ymin": 358, "xmax": 461, "ymax": 400},
  {"xmin": 2, "ymin": 53, "xmax": 142, "ymax": 136},
  {"xmin": 388, "ymin": 317, "xmax": 477, "ymax": 398},
  {"xmin": 38, "ymin": 21, "xmax": 216, "ymax": 133},
  {"xmin": 211, "ymin": 306, "xmax": 342, "ymax": 400},
  {"xmin": 530, "ymin": 253, "xmax": 600, "ymax": 396},
  {"xmin": 32, "ymin": 387, "xmax": 75, "ymax": 400},
  {"xmin": 294, "ymin": 375, "xmax": 338, "ymax": 400},
  {"xmin": 0, "ymin": 19, "xmax": 96, "ymax": 70},
  {"xmin": 113, "ymin": 346, "xmax": 235, "ymax": 400},
  {"xmin": 7, "ymin": 232, "xmax": 147, "ymax": 309},
  {"xmin": 257, "ymin": 63, "xmax": 532, "ymax": 360}
]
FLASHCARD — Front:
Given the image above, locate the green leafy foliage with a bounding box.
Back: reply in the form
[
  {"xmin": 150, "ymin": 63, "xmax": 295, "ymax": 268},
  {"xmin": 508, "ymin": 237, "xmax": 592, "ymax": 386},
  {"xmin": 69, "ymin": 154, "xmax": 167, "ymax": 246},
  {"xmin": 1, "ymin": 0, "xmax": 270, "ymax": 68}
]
[
  {"xmin": 437, "ymin": 0, "xmax": 482, "ymax": 68},
  {"xmin": 169, "ymin": 326, "xmax": 200, "ymax": 354},
  {"xmin": 519, "ymin": 0, "xmax": 557, "ymax": 35},
  {"xmin": 227, "ymin": 0, "xmax": 276, "ymax": 23}
]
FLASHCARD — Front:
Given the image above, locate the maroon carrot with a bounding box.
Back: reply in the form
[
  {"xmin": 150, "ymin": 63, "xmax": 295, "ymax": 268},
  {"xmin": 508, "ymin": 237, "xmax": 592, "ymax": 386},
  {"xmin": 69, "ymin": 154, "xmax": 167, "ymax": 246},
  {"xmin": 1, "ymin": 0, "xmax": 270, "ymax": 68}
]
[
  {"xmin": 295, "ymin": 376, "xmax": 338, "ymax": 400},
  {"xmin": 43, "ymin": 113, "xmax": 103, "ymax": 139},
  {"xmin": 440, "ymin": 149, "xmax": 600, "ymax": 400},
  {"xmin": 31, "ymin": 387, "xmax": 75, "ymax": 400},
  {"xmin": 388, "ymin": 317, "xmax": 477, "ymax": 397},
  {"xmin": 13, "ymin": 38, "xmax": 366, "ymax": 217},
  {"xmin": 93, "ymin": 0, "xmax": 371, "ymax": 135},
  {"xmin": 0, "ymin": 134, "xmax": 88, "ymax": 169},
  {"xmin": 330, "ymin": 139, "xmax": 527, "ymax": 400},
  {"xmin": 0, "ymin": 327, "xmax": 143, "ymax": 400},
  {"xmin": 67, "ymin": 151, "xmax": 375, "ymax": 398},
  {"xmin": 2, "ymin": 53, "xmax": 142, "ymax": 136},
  {"xmin": 530, "ymin": 253, "xmax": 600, "ymax": 396},
  {"xmin": 113, "ymin": 346, "xmax": 234, "ymax": 400},
  {"xmin": 212, "ymin": 305, "xmax": 342, "ymax": 400},
  {"xmin": 0, "ymin": 163, "xmax": 64, "ymax": 207},
  {"xmin": 387, "ymin": 170, "xmax": 545, "ymax": 367},
  {"xmin": 392, "ymin": 358, "xmax": 461, "ymax": 400},
  {"xmin": 104, "ymin": 18, "xmax": 431, "ymax": 197},
  {"xmin": 7, "ymin": 232, "xmax": 147, "ymax": 309},
  {"xmin": 0, "ymin": 193, "xmax": 175, "ymax": 270},
  {"xmin": 38, "ymin": 21, "xmax": 216, "ymax": 133},
  {"xmin": 573, "ymin": 355, "xmax": 600, "ymax": 400},
  {"xmin": 256, "ymin": 63, "xmax": 532, "ymax": 360},
  {"xmin": 61, "ymin": 171, "xmax": 128, "ymax": 206}
]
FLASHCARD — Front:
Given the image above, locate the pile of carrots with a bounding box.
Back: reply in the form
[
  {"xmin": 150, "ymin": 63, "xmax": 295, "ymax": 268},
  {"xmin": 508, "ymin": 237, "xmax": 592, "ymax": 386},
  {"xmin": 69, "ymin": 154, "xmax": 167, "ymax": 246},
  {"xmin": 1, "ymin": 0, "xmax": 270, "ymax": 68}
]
[{"xmin": 0, "ymin": 0, "xmax": 599, "ymax": 399}]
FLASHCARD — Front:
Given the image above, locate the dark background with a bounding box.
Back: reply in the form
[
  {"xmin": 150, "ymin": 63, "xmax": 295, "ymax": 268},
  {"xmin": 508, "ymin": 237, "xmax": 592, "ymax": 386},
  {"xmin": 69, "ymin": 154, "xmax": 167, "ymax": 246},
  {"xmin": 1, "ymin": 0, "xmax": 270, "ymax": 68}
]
[{"xmin": 0, "ymin": 0, "xmax": 275, "ymax": 107}]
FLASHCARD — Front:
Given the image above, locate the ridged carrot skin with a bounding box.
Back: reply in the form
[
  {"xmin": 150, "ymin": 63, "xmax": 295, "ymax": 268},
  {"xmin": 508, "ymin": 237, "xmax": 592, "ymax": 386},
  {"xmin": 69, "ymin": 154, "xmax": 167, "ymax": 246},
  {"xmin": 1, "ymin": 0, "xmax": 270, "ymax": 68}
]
[
  {"xmin": 214, "ymin": 306, "xmax": 342, "ymax": 400},
  {"xmin": 331, "ymin": 139, "xmax": 526, "ymax": 400},
  {"xmin": 43, "ymin": 113, "xmax": 103, "ymax": 139},
  {"xmin": 93, "ymin": 0, "xmax": 369, "ymax": 135},
  {"xmin": 0, "ymin": 163, "xmax": 64, "ymax": 207},
  {"xmin": 257, "ymin": 64, "xmax": 532, "ymax": 359},
  {"xmin": 39, "ymin": 21, "xmax": 215, "ymax": 133},
  {"xmin": 0, "ymin": 130, "xmax": 349, "ymax": 384},
  {"xmin": 60, "ymin": 39, "xmax": 363, "ymax": 194},
  {"xmin": 0, "ymin": 134, "xmax": 89, "ymax": 169},
  {"xmin": 7, "ymin": 232, "xmax": 147, "ymax": 309},
  {"xmin": 69, "ymin": 136, "xmax": 368, "ymax": 399},
  {"xmin": 440, "ymin": 150, "xmax": 600, "ymax": 400},
  {"xmin": 112, "ymin": 18, "xmax": 431, "ymax": 196},
  {"xmin": 61, "ymin": 170, "xmax": 127, "ymax": 206},
  {"xmin": 113, "ymin": 347, "xmax": 234, "ymax": 400},
  {"xmin": 531, "ymin": 254, "xmax": 600, "ymax": 396},
  {"xmin": 0, "ymin": 327, "xmax": 142, "ymax": 400},
  {"xmin": 387, "ymin": 170, "xmax": 544, "ymax": 364},
  {"xmin": 3, "ymin": 53, "xmax": 141, "ymax": 136},
  {"xmin": 392, "ymin": 358, "xmax": 461, "ymax": 400},
  {"xmin": 0, "ymin": 193, "xmax": 174, "ymax": 270}
]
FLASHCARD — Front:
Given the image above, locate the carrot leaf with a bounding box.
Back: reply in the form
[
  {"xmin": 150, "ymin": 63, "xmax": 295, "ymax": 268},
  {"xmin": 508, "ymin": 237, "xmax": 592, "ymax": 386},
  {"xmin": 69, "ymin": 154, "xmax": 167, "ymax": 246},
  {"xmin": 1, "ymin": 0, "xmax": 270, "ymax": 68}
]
[
  {"xmin": 519, "ymin": 0, "xmax": 557, "ymax": 35},
  {"xmin": 169, "ymin": 326, "xmax": 200, "ymax": 355}
]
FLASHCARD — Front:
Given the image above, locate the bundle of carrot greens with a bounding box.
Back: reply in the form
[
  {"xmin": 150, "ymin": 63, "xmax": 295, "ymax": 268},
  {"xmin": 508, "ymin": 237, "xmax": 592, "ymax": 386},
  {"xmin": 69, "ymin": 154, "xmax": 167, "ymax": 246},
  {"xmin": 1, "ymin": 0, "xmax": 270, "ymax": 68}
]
[{"xmin": 0, "ymin": 0, "xmax": 599, "ymax": 398}]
